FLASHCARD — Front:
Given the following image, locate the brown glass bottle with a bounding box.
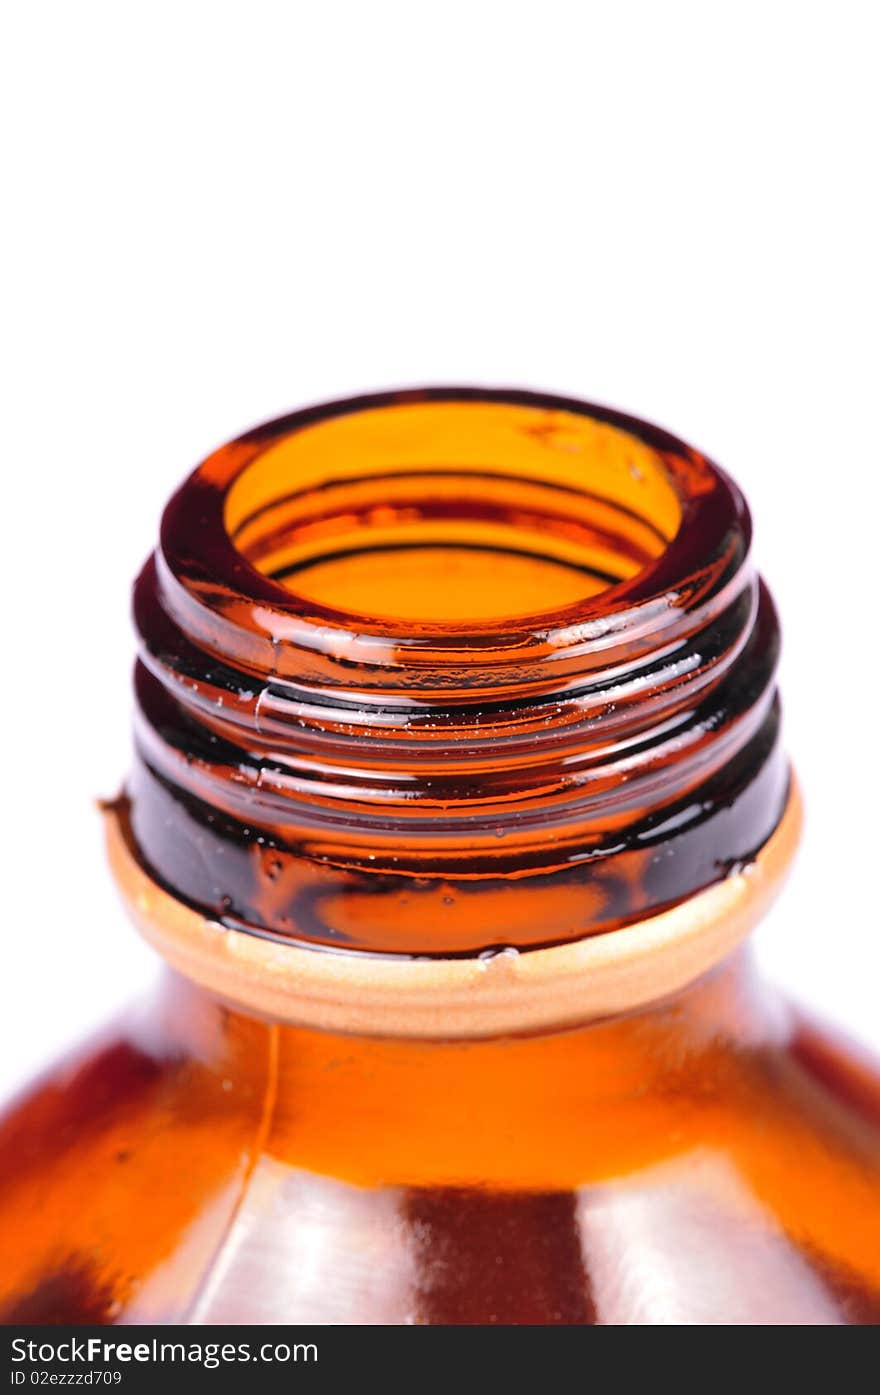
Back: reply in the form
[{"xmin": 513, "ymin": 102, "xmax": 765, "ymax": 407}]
[{"xmin": 1, "ymin": 389, "xmax": 878, "ymax": 1325}]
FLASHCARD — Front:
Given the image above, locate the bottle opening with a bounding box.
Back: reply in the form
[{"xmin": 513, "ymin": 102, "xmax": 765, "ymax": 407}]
[{"xmin": 223, "ymin": 400, "xmax": 681, "ymax": 627}]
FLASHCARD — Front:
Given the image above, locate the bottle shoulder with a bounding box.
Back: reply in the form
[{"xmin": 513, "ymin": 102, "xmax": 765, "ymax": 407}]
[{"xmin": 1, "ymin": 991, "xmax": 879, "ymax": 1324}]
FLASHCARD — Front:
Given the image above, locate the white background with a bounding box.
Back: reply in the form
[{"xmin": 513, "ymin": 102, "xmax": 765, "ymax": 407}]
[{"xmin": 2, "ymin": 2, "xmax": 878, "ymax": 1099}]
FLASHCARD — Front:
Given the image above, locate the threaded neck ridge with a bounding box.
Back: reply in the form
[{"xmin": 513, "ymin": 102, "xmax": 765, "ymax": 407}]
[{"xmin": 125, "ymin": 388, "xmax": 788, "ymax": 957}]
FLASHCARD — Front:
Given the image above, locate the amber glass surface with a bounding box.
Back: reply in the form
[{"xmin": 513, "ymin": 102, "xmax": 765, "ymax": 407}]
[
  {"xmin": 2, "ymin": 388, "xmax": 878, "ymax": 1326},
  {"xmin": 129, "ymin": 389, "xmax": 786, "ymax": 956},
  {"xmin": 1, "ymin": 960, "xmax": 880, "ymax": 1324}
]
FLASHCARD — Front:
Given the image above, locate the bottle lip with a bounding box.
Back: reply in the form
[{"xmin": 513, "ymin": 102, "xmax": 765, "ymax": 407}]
[
  {"xmin": 154, "ymin": 386, "xmax": 752, "ymax": 700},
  {"xmin": 104, "ymin": 774, "xmax": 801, "ymax": 1039}
]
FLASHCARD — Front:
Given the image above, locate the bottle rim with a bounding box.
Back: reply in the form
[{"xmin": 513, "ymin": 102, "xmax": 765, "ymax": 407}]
[{"xmin": 153, "ymin": 386, "xmax": 753, "ymax": 701}]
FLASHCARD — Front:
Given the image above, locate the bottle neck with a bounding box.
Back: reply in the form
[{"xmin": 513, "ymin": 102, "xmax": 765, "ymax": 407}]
[
  {"xmin": 105, "ymin": 777, "xmax": 800, "ymax": 1037},
  {"xmin": 123, "ymin": 389, "xmax": 788, "ymax": 962}
]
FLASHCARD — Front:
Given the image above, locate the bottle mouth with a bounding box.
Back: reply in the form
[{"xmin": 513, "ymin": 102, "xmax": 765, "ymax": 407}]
[
  {"xmin": 223, "ymin": 391, "xmax": 682, "ymax": 649},
  {"xmin": 153, "ymin": 387, "xmax": 749, "ymax": 702},
  {"xmin": 129, "ymin": 388, "xmax": 787, "ymax": 957}
]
